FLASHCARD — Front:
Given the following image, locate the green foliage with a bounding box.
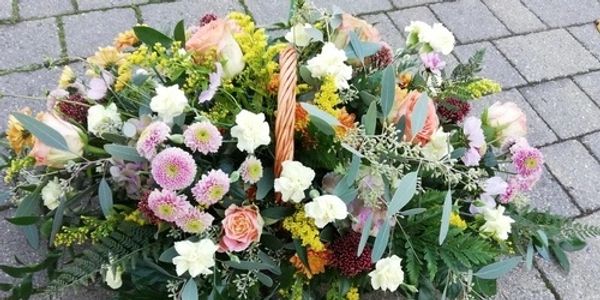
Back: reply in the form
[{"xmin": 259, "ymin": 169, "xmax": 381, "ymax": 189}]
[{"xmin": 451, "ymin": 49, "xmax": 485, "ymax": 82}]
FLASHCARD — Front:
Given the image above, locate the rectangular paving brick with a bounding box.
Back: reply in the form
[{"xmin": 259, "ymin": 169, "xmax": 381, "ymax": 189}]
[
  {"xmin": 244, "ymin": 0, "xmax": 288, "ymax": 26},
  {"xmin": 537, "ymin": 212, "xmax": 600, "ymax": 299},
  {"xmin": 496, "ymin": 266, "xmax": 554, "ymax": 300},
  {"xmin": 0, "ymin": 19, "xmax": 61, "ymax": 71},
  {"xmin": 573, "ymin": 71, "xmax": 600, "ymax": 107},
  {"xmin": 542, "ymin": 140, "xmax": 600, "ymax": 210},
  {"xmin": 481, "ymin": 0, "xmax": 546, "ymax": 34},
  {"xmin": 142, "ymin": 0, "xmax": 242, "ymax": 32},
  {"xmin": 77, "ymin": 0, "xmax": 147, "ymax": 11},
  {"xmin": 495, "ymin": 29, "xmax": 600, "ymax": 82},
  {"xmin": 522, "ymin": 0, "xmax": 600, "ymax": 27},
  {"xmin": 526, "ymin": 166, "xmax": 581, "ymax": 216},
  {"xmin": 520, "ymin": 79, "xmax": 600, "ymax": 139},
  {"xmin": 472, "ymin": 89, "xmax": 558, "ymax": 147},
  {"xmin": 363, "ymin": 14, "xmax": 404, "ymax": 50},
  {"xmin": 63, "ymin": 8, "xmax": 137, "ymax": 58},
  {"xmin": 325, "ymin": 0, "xmax": 393, "ymax": 14},
  {"xmin": 0, "ymin": 0, "xmax": 12, "ymax": 20},
  {"xmin": 19, "ymin": 0, "xmax": 73, "ymax": 19},
  {"xmin": 582, "ymin": 132, "xmax": 600, "ymax": 160},
  {"xmin": 568, "ymin": 25, "xmax": 600, "ymax": 60},
  {"xmin": 390, "ymin": 0, "xmax": 440, "ymax": 8},
  {"xmin": 430, "ymin": 0, "xmax": 509, "ymax": 43},
  {"xmin": 388, "ymin": 6, "xmax": 439, "ymax": 38},
  {"xmin": 454, "ymin": 41, "xmax": 526, "ymax": 88}
]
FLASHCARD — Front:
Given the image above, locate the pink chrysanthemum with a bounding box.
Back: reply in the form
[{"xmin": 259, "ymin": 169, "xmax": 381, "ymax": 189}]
[
  {"xmin": 192, "ymin": 169, "xmax": 230, "ymax": 206},
  {"xmin": 500, "ymin": 178, "xmax": 520, "ymax": 204},
  {"xmin": 183, "ymin": 121, "xmax": 222, "ymax": 154},
  {"xmin": 238, "ymin": 156, "xmax": 263, "ymax": 184},
  {"xmin": 146, "ymin": 189, "xmax": 190, "ymax": 222},
  {"xmin": 151, "ymin": 147, "xmax": 197, "ymax": 190},
  {"xmin": 175, "ymin": 206, "xmax": 215, "ymax": 233},
  {"xmin": 136, "ymin": 121, "xmax": 171, "ymax": 159},
  {"xmin": 512, "ymin": 146, "xmax": 544, "ymax": 177},
  {"xmin": 501, "ymin": 137, "xmax": 529, "ymax": 154}
]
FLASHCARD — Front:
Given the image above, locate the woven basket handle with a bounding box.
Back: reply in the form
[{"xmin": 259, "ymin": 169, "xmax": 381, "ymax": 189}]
[{"xmin": 274, "ymin": 45, "xmax": 297, "ymax": 177}]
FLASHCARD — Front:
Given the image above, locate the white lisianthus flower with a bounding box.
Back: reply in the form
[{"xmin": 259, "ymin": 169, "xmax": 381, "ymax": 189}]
[
  {"xmin": 41, "ymin": 177, "xmax": 62, "ymax": 210},
  {"xmin": 369, "ymin": 255, "xmax": 405, "ymax": 292},
  {"xmin": 306, "ymin": 42, "xmax": 352, "ymax": 90},
  {"xmin": 172, "ymin": 239, "xmax": 218, "ymax": 277},
  {"xmin": 419, "ymin": 23, "xmax": 455, "ymax": 55},
  {"xmin": 285, "ymin": 23, "xmax": 314, "ymax": 47},
  {"xmin": 87, "ymin": 103, "xmax": 123, "ymax": 136},
  {"xmin": 421, "ymin": 127, "xmax": 452, "ymax": 160},
  {"xmin": 274, "ymin": 160, "xmax": 315, "ymax": 203},
  {"xmin": 304, "ymin": 195, "xmax": 348, "ymax": 228},
  {"xmin": 150, "ymin": 85, "xmax": 188, "ymax": 123},
  {"xmin": 104, "ymin": 266, "xmax": 123, "ymax": 289},
  {"xmin": 219, "ymin": 34, "xmax": 245, "ymax": 79},
  {"xmin": 485, "ymin": 101, "xmax": 527, "ymax": 144},
  {"xmin": 480, "ymin": 205, "xmax": 515, "ymax": 240},
  {"xmin": 230, "ymin": 110, "xmax": 271, "ymax": 153}
]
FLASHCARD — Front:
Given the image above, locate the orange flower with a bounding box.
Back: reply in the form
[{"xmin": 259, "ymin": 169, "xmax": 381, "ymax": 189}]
[
  {"xmin": 294, "ymin": 103, "xmax": 310, "ymax": 133},
  {"xmin": 114, "ymin": 29, "xmax": 139, "ymax": 50},
  {"xmin": 398, "ymin": 73, "xmax": 412, "ymax": 89},
  {"xmin": 267, "ymin": 73, "xmax": 279, "ymax": 95},
  {"xmin": 335, "ymin": 107, "xmax": 356, "ymax": 138},
  {"xmin": 290, "ymin": 249, "xmax": 332, "ymax": 279},
  {"xmin": 391, "ymin": 91, "xmax": 439, "ymax": 145},
  {"xmin": 6, "ymin": 107, "xmax": 34, "ymax": 153}
]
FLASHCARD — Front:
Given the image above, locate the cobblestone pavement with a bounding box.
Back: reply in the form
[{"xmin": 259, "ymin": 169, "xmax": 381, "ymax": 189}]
[{"xmin": 1, "ymin": 0, "xmax": 600, "ymax": 299}]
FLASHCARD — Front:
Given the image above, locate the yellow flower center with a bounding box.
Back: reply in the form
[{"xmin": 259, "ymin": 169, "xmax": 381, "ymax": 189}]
[
  {"xmin": 525, "ymin": 157, "xmax": 538, "ymax": 170},
  {"xmin": 195, "ymin": 128, "xmax": 210, "ymax": 142},
  {"xmin": 166, "ymin": 163, "xmax": 179, "ymax": 178},
  {"xmin": 158, "ymin": 204, "xmax": 174, "ymax": 217}
]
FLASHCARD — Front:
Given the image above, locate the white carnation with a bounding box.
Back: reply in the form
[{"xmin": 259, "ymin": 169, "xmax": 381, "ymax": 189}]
[
  {"xmin": 306, "ymin": 42, "xmax": 352, "ymax": 90},
  {"xmin": 274, "ymin": 160, "xmax": 315, "ymax": 203},
  {"xmin": 421, "ymin": 127, "xmax": 452, "ymax": 160},
  {"xmin": 172, "ymin": 239, "xmax": 218, "ymax": 277},
  {"xmin": 369, "ymin": 255, "xmax": 405, "ymax": 292},
  {"xmin": 304, "ymin": 195, "xmax": 348, "ymax": 228},
  {"xmin": 150, "ymin": 85, "xmax": 188, "ymax": 123},
  {"xmin": 419, "ymin": 23, "xmax": 455, "ymax": 55},
  {"xmin": 285, "ymin": 23, "xmax": 314, "ymax": 47},
  {"xmin": 41, "ymin": 177, "xmax": 62, "ymax": 210},
  {"xmin": 480, "ymin": 205, "xmax": 515, "ymax": 240},
  {"xmin": 87, "ymin": 103, "xmax": 123, "ymax": 136},
  {"xmin": 230, "ymin": 110, "xmax": 271, "ymax": 153}
]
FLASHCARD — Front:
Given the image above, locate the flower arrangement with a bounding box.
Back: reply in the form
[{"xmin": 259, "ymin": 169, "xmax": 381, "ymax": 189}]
[{"xmin": 2, "ymin": 2, "xmax": 599, "ymax": 299}]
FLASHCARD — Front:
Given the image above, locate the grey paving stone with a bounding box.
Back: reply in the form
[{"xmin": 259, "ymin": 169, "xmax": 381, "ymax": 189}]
[
  {"xmin": 573, "ymin": 71, "xmax": 600, "ymax": 107},
  {"xmin": 324, "ymin": 0, "xmax": 393, "ymax": 14},
  {"xmin": 481, "ymin": 0, "xmax": 546, "ymax": 34},
  {"xmin": 0, "ymin": 19, "xmax": 61, "ymax": 71},
  {"xmin": 390, "ymin": 0, "xmax": 440, "ymax": 8},
  {"xmin": 537, "ymin": 212, "xmax": 600, "ymax": 299},
  {"xmin": 77, "ymin": 0, "xmax": 147, "ymax": 11},
  {"xmin": 495, "ymin": 266, "xmax": 554, "ymax": 300},
  {"xmin": 388, "ymin": 6, "xmax": 439, "ymax": 38},
  {"xmin": 520, "ymin": 79, "xmax": 600, "ymax": 139},
  {"xmin": 363, "ymin": 14, "xmax": 404, "ymax": 50},
  {"xmin": 142, "ymin": 0, "xmax": 242, "ymax": 32},
  {"xmin": 582, "ymin": 132, "xmax": 600, "ymax": 160},
  {"xmin": 521, "ymin": 0, "xmax": 600, "ymax": 27},
  {"xmin": 0, "ymin": 67, "xmax": 60, "ymax": 131},
  {"xmin": 63, "ymin": 8, "xmax": 137, "ymax": 58},
  {"xmin": 569, "ymin": 24, "xmax": 600, "ymax": 60},
  {"xmin": 0, "ymin": 0, "xmax": 12, "ymax": 20},
  {"xmin": 454, "ymin": 42, "xmax": 526, "ymax": 88},
  {"xmin": 542, "ymin": 140, "xmax": 600, "ymax": 210},
  {"xmin": 526, "ymin": 166, "xmax": 581, "ymax": 217},
  {"xmin": 430, "ymin": 0, "xmax": 509, "ymax": 43},
  {"xmin": 472, "ymin": 89, "xmax": 558, "ymax": 147},
  {"xmin": 244, "ymin": 0, "xmax": 290, "ymax": 26},
  {"xmin": 18, "ymin": 0, "xmax": 73, "ymax": 19},
  {"xmin": 495, "ymin": 29, "xmax": 600, "ymax": 82}
]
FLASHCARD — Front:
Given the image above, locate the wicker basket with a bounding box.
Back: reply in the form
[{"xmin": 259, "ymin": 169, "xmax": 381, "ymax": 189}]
[{"xmin": 274, "ymin": 45, "xmax": 298, "ymax": 177}]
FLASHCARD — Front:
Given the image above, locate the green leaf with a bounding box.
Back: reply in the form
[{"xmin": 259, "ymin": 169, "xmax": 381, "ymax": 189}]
[
  {"xmin": 400, "ymin": 208, "xmax": 426, "ymax": 216},
  {"xmin": 15, "ymin": 190, "xmax": 41, "ymax": 249},
  {"xmin": 363, "ymin": 100, "xmax": 377, "ymax": 135},
  {"xmin": 173, "ymin": 20, "xmax": 185, "ymax": 44},
  {"xmin": 222, "ymin": 260, "xmax": 272, "ymax": 271},
  {"xmin": 380, "ymin": 66, "xmax": 396, "ymax": 119},
  {"xmin": 526, "ymin": 241, "xmax": 534, "ymax": 271},
  {"xmin": 12, "ymin": 113, "xmax": 69, "ymax": 152},
  {"xmin": 560, "ymin": 239, "xmax": 586, "ymax": 252},
  {"xmin": 357, "ymin": 211, "xmax": 373, "ymax": 256},
  {"xmin": 293, "ymin": 239, "xmax": 310, "ymax": 271},
  {"xmin": 359, "ymin": 91, "xmax": 378, "ymax": 106},
  {"xmin": 371, "ymin": 219, "xmax": 390, "ymax": 262},
  {"xmin": 261, "ymin": 207, "xmax": 294, "ymax": 220},
  {"xmin": 348, "ymin": 31, "xmax": 365, "ymax": 63},
  {"xmin": 256, "ymin": 167, "xmax": 274, "ymax": 200},
  {"xmin": 181, "ymin": 278, "xmax": 198, "ymax": 300},
  {"xmin": 258, "ymin": 250, "xmax": 281, "ymax": 275},
  {"xmin": 5, "ymin": 216, "xmax": 40, "ymax": 226},
  {"xmin": 98, "ymin": 178, "xmax": 113, "ymax": 217},
  {"xmin": 261, "ymin": 234, "xmax": 284, "ymax": 251},
  {"xmin": 473, "ymin": 256, "xmax": 522, "ymax": 279},
  {"xmin": 536, "ymin": 230, "xmax": 549, "ymax": 247},
  {"xmin": 551, "ymin": 244, "xmax": 570, "ymax": 272},
  {"xmin": 299, "ymin": 66, "xmax": 319, "ymax": 86},
  {"xmin": 159, "ymin": 247, "xmax": 177, "ymax": 263},
  {"xmin": 410, "ymin": 93, "xmax": 430, "ymax": 137},
  {"xmin": 49, "ymin": 197, "xmax": 66, "ymax": 244},
  {"xmin": 104, "ymin": 144, "xmax": 145, "ymax": 162},
  {"xmin": 300, "ymin": 103, "xmax": 340, "ymax": 135},
  {"xmin": 386, "ymin": 171, "xmax": 418, "ymax": 217},
  {"xmin": 133, "ymin": 26, "xmax": 173, "ymax": 48},
  {"xmin": 256, "ymin": 272, "xmax": 273, "ymax": 287},
  {"xmin": 439, "ymin": 190, "xmax": 452, "ymax": 245}
]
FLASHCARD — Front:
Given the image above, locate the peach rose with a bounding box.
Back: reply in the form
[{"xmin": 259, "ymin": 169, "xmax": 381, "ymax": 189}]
[
  {"xmin": 186, "ymin": 18, "xmax": 245, "ymax": 79},
  {"xmin": 387, "ymin": 86, "xmax": 408, "ymax": 123},
  {"xmin": 391, "ymin": 91, "xmax": 439, "ymax": 145},
  {"xmin": 220, "ymin": 204, "xmax": 264, "ymax": 252},
  {"xmin": 333, "ymin": 13, "xmax": 381, "ymax": 48},
  {"xmin": 29, "ymin": 112, "xmax": 85, "ymax": 168}
]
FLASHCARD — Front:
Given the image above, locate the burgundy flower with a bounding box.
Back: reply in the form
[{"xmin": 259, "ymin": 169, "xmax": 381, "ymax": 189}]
[
  {"xmin": 370, "ymin": 42, "xmax": 393, "ymax": 69},
  {"xmin": 137, "ymin": 190, "xmax": 161, "ymax": 225},
  {"xmin": 200, "ymin": 13, "xmax": 218, "ymax": 27},
  {"xmin": 57, "ymin": 93, "xmax": 88, "ymax": 125},
  {"xmin": 437, "ymin": 97, "xmax": 471, "ymax": 124},
  {"xmin": 330, "ymin": 231, "xmax": 373, "ymax": 277}
]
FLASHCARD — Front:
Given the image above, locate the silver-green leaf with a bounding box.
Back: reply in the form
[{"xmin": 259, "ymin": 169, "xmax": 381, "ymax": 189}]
[
  {"xmin": 364, "ymin": 100, "xmax": 377, "ymax": 135},
  {"xmin": 104, "ymin": 144, "xmax": 145, "ymax": 162},
  {"xmin": 411, "ymin": 93, "xmax": 430, "ymax": 137},
  {"xmin": 99, "ymin": 178, "xmax": 113, "ymax": 217},
  {"xmin": 380, "ymin": 66, "xmax": 396, "ymax": 119},
  {"xmin": 438, "ymin": 190, "xmax": 452, "ymax": 245},
  {"xmin": 386, "ymin": 172, "xmax": 418, "ymax": 217},
  {"xmin": 371, "ymin": 219, "xmax": 390, "ymax": 262},
  {"xmin": 357, "ymin": 212, "xmax": 373, "ymax": 256},
  {"xmin": 12, "ymin": 113, "xmax": 69, "ymax": 152},
  {"xmin": 474, "ymin": 256, "xmax": 522, "ymax": 279},
  {"xmin": 181, "ymin": 278, "xmax": 198, "ymax": 300}
]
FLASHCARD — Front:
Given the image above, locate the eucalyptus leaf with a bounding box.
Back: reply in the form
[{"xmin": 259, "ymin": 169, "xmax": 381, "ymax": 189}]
[
  {"xmin": 49, "ymin": 197, "xmax": 67, "ymax": 244},
  {"xmin": 348, "ymin": 31, "xmax": 365, "ymax": 62},
  {"xmin": 12, "ymin": 113, "xmax": 69, "ymax": 152},
  {"xmin": 359, "ymin": 91, "xmax": 378, "ymax": 106},
  {"xmin": 536, "ymin": 230, "xmax": 549, "ymax": 247},
  {"xmin": 301, "ymin": 102, "xmax": 340, "ymax": 127},
  {"xmin": 159, "ymin": 247, "xmax": 177, "ymax": 263},
  {"xmin": 411, "ymin": 93, "xmax": 430, "ymax": 137},
  {"xmin": 363, "ymin": 100, "xmax": 377, "ymax": 135},
  {"xmin": 261, "ymin": 207, "xmax": 294, "ymax": 220},
  {"xmin": 181, "ymin": 278, "xmax": 198, "ymax": 300},
  {"xmin": 256, "ymin": 272, "xmax": 273, "ymax": 287},
  {"xmin": 473, "ymin": 256, "xmax": 522, "ymax": 279},
  {"xmin": 5, "ymin": 216, "xmax": 40, "ymax": 226},
  {"xmin": 526, "ymin": 242, "xmax": 534, "ymax": 271},
  {"xmin": 256, "ymin": 168, "xmax": 274, "ymax": 200},
  {"xmin": 299, "ymin": 66, "xmax": 319, "ymax": 86},
  {"xmin": 386, "ymin": 171, "xmax": 418, "ymax": 217},
  {"xmin": 99, "ymin": 178, "xmax": 113, "ymax": 217},
  {"xmin": 371, "ymin": 219, "xmax": 390, "ymax": 262},
  {"xmin": 293, "ymin": 239, "xmax": 310, "ymax": 271},
  {"xmin": 439, "ymin": 190, "xmax": 452, "ymax": 245},
  {"xmin": 104, "ymin": 144, "xmax": 145, "ymax": 162},
  {"xmin": 380, "ymin": 66, "xmax": 396, "ymax": 119},
  {"xmin": 551, "ymin": 244, "xmax": 570, "ymax": 272},
  {"xmin": 400, "ymin": 208, "xmax": 426, "ymax": 216},
  {"xmin": 222, "ymin": 260, "xmax": 271, "ymax": 271},
  {"xmin": 15, "ymin": 189, "xmax": 41, "ymax": 249},
  {"xmin": 357, "ymin": 212, "xmax": 373, "ymax": 256}
]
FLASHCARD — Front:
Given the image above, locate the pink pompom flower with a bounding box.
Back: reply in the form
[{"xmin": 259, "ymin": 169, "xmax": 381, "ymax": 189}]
[
  {"xmin": 175, "ymin": 207, "xmax": 215, "ymax": 233},
  {"xmin": 136, "ymin": 121, "xmax": 171, "ymax": 159},
  {"xmin": 512, "ymin": 146, "xmax": 544, "ymax": 178},
  {"xmin": 192, "ymin": 169, "xmax": 230, "ymax": 206},
  {"xmin": 147, "ymin": 189, "xmax": 190, "ymax": 222},
  {"xmin": 151, "ymin": 147, "xmax": 197, "ymax": 190},
  {"xmin": 238, "ymin": 156, "xmax": 263, "ymax": 184},
  {"xmin": 183, "ymin": 121, "xmax": 222, "ymax": 154}
]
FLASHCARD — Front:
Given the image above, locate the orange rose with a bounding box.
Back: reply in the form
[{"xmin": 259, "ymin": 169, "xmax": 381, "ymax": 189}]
[
  {"xmin": 391, "ymin": 91, "xmax": 439, "ymax": 145},
  {"xmin": 219, "ymin": 204, "xmax": 264, "ymax": 252},
  {"xmin": 333, "ymin": 13, "xmax": 381, "ymax": 48}
]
